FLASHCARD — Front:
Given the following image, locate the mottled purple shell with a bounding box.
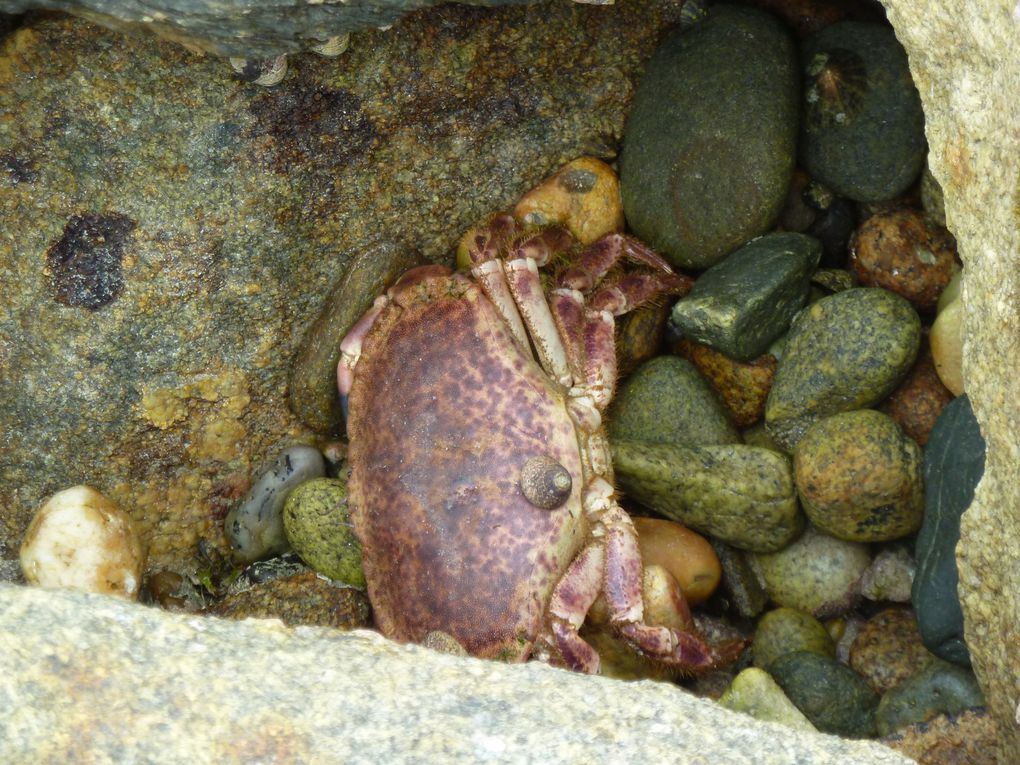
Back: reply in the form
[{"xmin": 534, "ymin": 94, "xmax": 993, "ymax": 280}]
[{"xmin": 347, "ymin": 272, "xmax": 587, "ymax": 660}]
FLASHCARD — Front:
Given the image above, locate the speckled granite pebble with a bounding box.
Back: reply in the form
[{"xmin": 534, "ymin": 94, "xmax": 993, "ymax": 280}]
[
  {"xmin": 849, "ymin": 608, "xmax": 934, "ymax": 694},
  {"xmin": 765, "ymin": 288, "xmax": 921, "ymax": 450}
]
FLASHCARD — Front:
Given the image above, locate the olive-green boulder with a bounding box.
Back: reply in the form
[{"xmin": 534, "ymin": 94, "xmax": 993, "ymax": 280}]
[
  {"xmin": 753, "ymin": 607, "xmax": 836, "ymax": 669},
  {"xmin": 765, "ymin": 288, "xmax": 921, "ymax": 450},
  {"xmin": 610, "ymin": 439, "xmax": 802, "ymax": 552},
  {"xmin": 620, "ymin": 5, "xmax": 799, "ymax": 269},
  {"xmin": 794, "ymin": 410, "xmax": 923, "ymax": 542}
]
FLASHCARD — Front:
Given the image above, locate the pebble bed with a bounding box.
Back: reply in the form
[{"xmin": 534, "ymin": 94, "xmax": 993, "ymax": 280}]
[{"xmin": 15, "ymin": 0, "xmax": 986, "ymax": 753}]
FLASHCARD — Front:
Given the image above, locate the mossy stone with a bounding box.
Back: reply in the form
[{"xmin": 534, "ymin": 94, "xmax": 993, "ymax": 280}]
[
  {"xmin": 765, "ymin": 287, "xmax": 921, "ymax": 450},
  {"xmin": 753, "ymin": 607, "xmax": 836, "ymax": 669},
  {"xmin": 768, "ymin": 650, "xmax": 880, "ymax": 737},
  {"xmin": 607, "ymin": 356, "xmax": 740, "ymax": 447},
  {"xmin": 794, "ymin": 410, "xmax": 923, "ymax": 542},
  {"xmin": 875, "ymin": 659, "xmax": 985, "ymax": 737},
  {"xmin": 800, "ymin": 22, "xmax": 925, "ymax": 202},
  {"xmin": 620, "ymin": 5, "xmax": 799, "ymax": 269},
  {"xmin": 282, "ymin": 477, "xmax": 365, "ymax": 588},
  {"xmin": 752, "ymin": 525, "xmax": 870, "ymax": 618},
  {"xmin": 670, "ymin": 233, "xmax": 822, "ymax": 361},
  {"xmin": 611, "ymin": 439, "xmax": 802, "ymax": 552},
  {"xmin": 912, "ymin": 395, "xmax": 984, "ymax": 666}
]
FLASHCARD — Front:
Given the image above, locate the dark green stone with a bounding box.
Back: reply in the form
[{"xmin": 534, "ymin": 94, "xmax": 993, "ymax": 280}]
[
  {"xmin": 610, "ymin": 439, "xmax": 802, "ymax": 552},
  {"xmin": 800, "ymin": 22, "xmax": 926, "ymax": 202},
  {"xmin": 765, "ymin": 288, "xmax": 921, "ymax": 450},
  {"xmin": 709, "ymin": 539, "xmax": 768, "ymax": 619},
  {"xmin": 620, "ymin": 5, "xmax": 799, "ymax": 270},
  {"xmin": 607, "ymin": 356, "xmax": 740, "ymax": 448},
  {"xmin": 912, "ymin": 395, "xmax": 985, "ymax": 666},
  {"xmin": 670, "ymin": 232, "xmax": 821, "ymax": 361},
  {"xmin": 768, "ymin": 650, "xmax": 879, "ymax": 738},
  {"xmin": 874, "ymin": 659, "xmax": 985, "ymax": 736}
]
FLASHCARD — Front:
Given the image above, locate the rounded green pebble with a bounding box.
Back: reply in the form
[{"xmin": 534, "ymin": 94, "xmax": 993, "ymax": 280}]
[
  {"xmin": 607, "ymin": 356, "xmax": 740, "ymax": 448},
  {"xmin": 753, "ymin": 607, "xmax": 836, "ymax": 669},
  {"xmin": 765, "ymin": 287, "xmax": 920, "ymax": 450},
  {"xmin": 768, "ymin": 650, "xmax": 880, "ymax": 738},
  {"xmin": 283, "ymin": 476, "xmax": 365, "ymax": 588}
]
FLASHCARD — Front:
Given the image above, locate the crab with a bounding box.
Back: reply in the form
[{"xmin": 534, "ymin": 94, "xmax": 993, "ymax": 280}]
[{"xmin": 336, "ymin": 215, "xmax": 729, "ymax": 673}]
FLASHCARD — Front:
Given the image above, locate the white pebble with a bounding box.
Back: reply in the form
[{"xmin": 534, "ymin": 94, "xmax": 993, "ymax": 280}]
[{"xmin": 20, "ymin": 486, "xmax": 145, "ymax": 600}]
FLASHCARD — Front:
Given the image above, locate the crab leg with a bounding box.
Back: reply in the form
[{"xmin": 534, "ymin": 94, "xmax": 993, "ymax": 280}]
[
  {"xmin": 591, "ymin": 271, "xmax": 694, "ymax": 315},
  {"xmin": 504, "ymin": 256, "xmax": 573, "ymax": 387},
  {"xmin": 544, "ymin": 543, "xmax": 606, "ymax": 674},
  {"xmin": 337, "ymin": 295, "xmax": 390, "ymax": 420},
  {"xmin": 586, "ymin": 479, "xmax": 717, "ymax": 670},
  {"xmin": 557, "ymin": 233, "xmax": 677, "ymax": 293}
]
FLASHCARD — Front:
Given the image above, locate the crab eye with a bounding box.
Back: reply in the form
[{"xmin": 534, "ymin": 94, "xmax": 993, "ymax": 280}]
[{"xmin": 520, "ymin": 456, "xmax": 572, "ymax": 510}]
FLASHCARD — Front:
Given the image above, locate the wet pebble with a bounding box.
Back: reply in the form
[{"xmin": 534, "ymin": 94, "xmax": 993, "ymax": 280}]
[
  {"xmin": 19, "ymin": 485, "xmax": 145, "ymax": 600},
  {"xmin": 800, "ymin": 22, "xmax": 925, "ymax": 202},
  {"xmin": 224, "ymin": 445, "xmax": 326, "ymax": 564},
  {"xmin": 875, "ymin": 659, "xmax": 985, "ymax": 736},
  {"xmin": 607, "ymin": 356, "xmax": 740, "ymax": 448},
  {"xmin": 620, "ymin": 4, "xmax": 798, "ymax": 269},
  {"xmin": 794, "ymin": 409, "xmax": 923, "ymax": 542},
  {"xmin": 719, "ymin": 667, "xmax": 817, "ymax": 731},
  {"xmin": 513, "ymin": 156, "xmax": 624, "ymax": 245},
  {"xmin": 765, "ymin": 287, "xmax": 921, "ymax": 450},
  {"xmin": 752, "ymin": 525, "xmax": 870, "ymax": 618},
  {"xmin": 930, "ymin": 295, "xmax": 964, "ymax": 395},
  {"xmin": 612, "ymin": 439, "xmax": 802, "ymax": 553},
  {"xmin": 849, "ymin": 209, "xmax": 957, "ymax": 311},
  {"xmin": 768, "ymin": 650, "xmax": 879, "ymax": 737},
  {"xmin": 849, "ymin": 607, "xmax": 935, "ymax": 695},
  {"xmin": 752, "ymin": 607, "xmax": 835, "ymax": 670},
  {"xmin": 283, "ymin": 476, "xmax": 365, "ymax": 588},
  {"xmin": 670, "ymin": 232, "xmax": 821, "ymax": 361},
  {"xmin": 673, "ymin": 339, "xmax": 777, "ymax": 428},
  {"xmin": 203, "ymin": 569, "xmax": 371, "ymax": 630},
  {"xmin": 913, "ymin": 395, "xmax": 984, "ymax": 666},
  {"xmin": 878, "ymin": 338, "xmax": 954, "ymax": 446},
  {"xmin": 709, "ymin": 540, "xmax": 769, "ymax": 619},
  {"xmin": 859, "ymin": 544, "xmax": 915, "ymax": 603},
  {"xmin": 633, "ymin": 517, "xmax": 720, "ymax": 606}
]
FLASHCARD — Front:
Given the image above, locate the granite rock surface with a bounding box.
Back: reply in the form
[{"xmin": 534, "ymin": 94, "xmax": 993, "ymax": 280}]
[
  {"xmin": 881, "ymin": 0, "xmax": 1020, "ymax": 758},
  {"xmin": 0, "ymin": 584, "xmax": 917, "ymax": 764},
  {"xmin": 0, "ymin": 3, "xmax": 681, "ymax": 575}
]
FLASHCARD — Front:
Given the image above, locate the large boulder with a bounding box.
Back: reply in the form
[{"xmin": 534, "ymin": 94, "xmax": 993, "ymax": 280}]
[
  {"xmin": 881, "ymin": 1, "xmax": 1020, "ymax": 760},
  {"xmin": 0, "ymin": 2, "xmax": 681, "ymax": 574},
  {"xmin": 0, "ymin": 584, "xmax": 914, "ymax": 763}
]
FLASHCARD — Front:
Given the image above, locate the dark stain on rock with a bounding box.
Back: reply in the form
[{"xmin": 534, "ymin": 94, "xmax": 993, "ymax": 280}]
[
  {"xmin": 46, "ymin": 213, "xmax": 136, "ymax": 309},
  {"xmin": 1, "ymin": 151, "xmax": 37, "ymax": 184},
  {"xmin": 248, "ymin": 85, "xmax": 378, "ymax": 171}
]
